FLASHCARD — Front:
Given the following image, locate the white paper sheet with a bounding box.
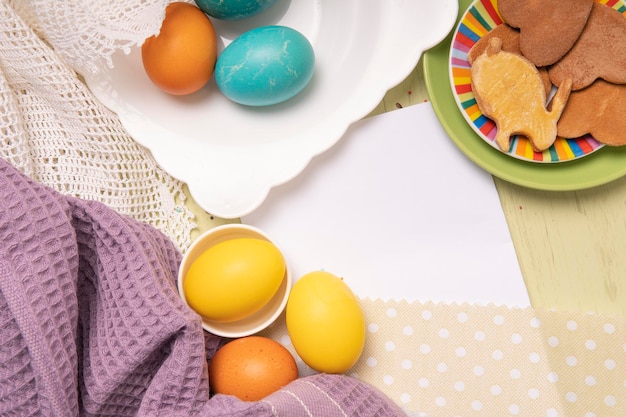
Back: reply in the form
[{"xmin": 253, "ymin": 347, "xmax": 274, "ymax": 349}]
[{"xmin": 243, "ymin": 102, "xmax": 529, "ymax": 307}]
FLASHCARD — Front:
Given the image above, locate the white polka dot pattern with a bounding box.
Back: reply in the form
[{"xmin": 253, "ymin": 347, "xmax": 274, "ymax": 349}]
[{"xmin": 261, "ymin": 300, "xmax": 626, "ymax": 416}]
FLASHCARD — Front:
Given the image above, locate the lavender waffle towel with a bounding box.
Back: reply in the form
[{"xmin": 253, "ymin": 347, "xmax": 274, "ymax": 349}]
[{"xmin": 0, "ymin": 158, "xmax": 406, "ymax": 417}]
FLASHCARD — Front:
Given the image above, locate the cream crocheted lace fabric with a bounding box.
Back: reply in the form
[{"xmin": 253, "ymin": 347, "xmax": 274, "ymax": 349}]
[{"xmin": 0, "ymin": 0, "xmax": 200, "ymax": 251}]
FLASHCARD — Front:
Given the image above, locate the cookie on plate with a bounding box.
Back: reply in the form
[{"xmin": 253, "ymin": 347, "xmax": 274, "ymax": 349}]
[
  {"xmin": 548, "ymin": 3, "xmax": 626, "ymax": 91},
  {"xmin": 467, "ymin": 24, "xmax": 551, "ymax": 97},
  {"xmin": 498, "ymin": 0, "xmax": 593, "ymax": 67},
  {"xmin": 557, "ymin": 79, "xmax": 626, "ymax": 146},
  {"xmin": 470, "ymin": 38, "xmax": 572, "ymax": 152}
]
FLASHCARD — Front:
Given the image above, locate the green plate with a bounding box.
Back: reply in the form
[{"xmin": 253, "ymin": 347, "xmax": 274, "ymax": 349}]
[{"xmin": 422, "ymin": 0, "xmax": 626, "ymax": 191}]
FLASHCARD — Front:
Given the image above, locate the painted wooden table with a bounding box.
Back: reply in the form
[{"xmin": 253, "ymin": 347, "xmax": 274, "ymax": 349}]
[{"xmin": 189, "ymin": 58, "xmax": 626, "ymax": 317}]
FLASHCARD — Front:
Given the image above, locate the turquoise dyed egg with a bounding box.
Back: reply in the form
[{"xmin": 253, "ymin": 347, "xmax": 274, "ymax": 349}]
[
  {"xmin": 215, "ymin": 26, "xmax": 315, "ymax": 106},
  {"xmin": 194, "ymin": 0, "xmax": 278, "ymax": 20}
]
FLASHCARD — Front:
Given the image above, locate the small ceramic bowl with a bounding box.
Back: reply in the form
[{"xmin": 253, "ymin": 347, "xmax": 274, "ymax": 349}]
[{"xmin": 178, "ymin": 223, "xmax": 291, "ymax": 338}]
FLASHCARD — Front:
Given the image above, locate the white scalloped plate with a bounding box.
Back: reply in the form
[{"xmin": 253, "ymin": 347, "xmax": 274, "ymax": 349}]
[{"xmin": 83, "ymin": 0, "xmax": 458, "ymax": 218}]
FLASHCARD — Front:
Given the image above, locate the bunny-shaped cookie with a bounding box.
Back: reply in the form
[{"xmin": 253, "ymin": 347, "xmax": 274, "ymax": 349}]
[{"xmin": 470, "ymin": 38, "xmax": 572, "ymax": 152}]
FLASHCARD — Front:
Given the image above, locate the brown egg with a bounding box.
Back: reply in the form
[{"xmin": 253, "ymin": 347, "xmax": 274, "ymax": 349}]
[{"xmin": 208, "ymin": 336, "xmax": 298, "ymax": 401}]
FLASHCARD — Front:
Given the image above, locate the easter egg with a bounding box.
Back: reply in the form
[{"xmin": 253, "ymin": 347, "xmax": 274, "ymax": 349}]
[
  {"xmin": 194, "ymin": 0, "xmax": 278, "ymax": 20},
  {"xmin": 183, "ymin": 238, "xmax": 286, "ymax": 323},
  {"xmin": 209, "ymin": 336, "xmax": 298, "ymax": 401},
  {"xmin": 215, "ymin": 26, "xmax": 315, "ymax": 106},
  {"xmin": 286, "ymin": 271, "xmax": 365, "ymax": 373},
  {"xmin": 141, "ymin": 2, "xmax": 217, "ymax": 95}
]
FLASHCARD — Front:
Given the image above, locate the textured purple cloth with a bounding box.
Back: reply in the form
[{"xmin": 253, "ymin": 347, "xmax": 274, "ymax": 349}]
[{"xmin": 0, "ymin": 158, "xmax": 406, "ymax": 417}]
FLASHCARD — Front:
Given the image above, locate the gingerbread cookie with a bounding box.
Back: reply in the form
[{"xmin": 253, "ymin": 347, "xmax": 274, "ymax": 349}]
[
  {"xmin": 470, "ymin": 38, "xmax": 572, "ymax": 152},
  {"xmin": 557, "ymin": 79, "xmax": 626, "ymax": 146},
  {"xmin": 548, "ymin": 3, "xmax": 626, "ymax": 91},
  {"xmin": 498, "ymin": 0, "xmax": 593, "ymax": 67}
]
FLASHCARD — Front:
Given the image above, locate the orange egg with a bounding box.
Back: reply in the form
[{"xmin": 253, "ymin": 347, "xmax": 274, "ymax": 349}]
[
  {"xmin": 141, "ymin": 2, "xmax": 217, "ymax": 95},
  {"xmin": 208, "ymin": 336, "xmax": 298, "ymax": 401}
]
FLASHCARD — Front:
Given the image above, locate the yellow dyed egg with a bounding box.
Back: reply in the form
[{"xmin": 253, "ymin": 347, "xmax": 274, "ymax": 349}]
[
  {"xmin": 286, "ymin": 270, "xmax": 365, "ymax": 373},
  {"xmin": 184, "ymin": 238, "xmax": 285, "ymax": 323}
]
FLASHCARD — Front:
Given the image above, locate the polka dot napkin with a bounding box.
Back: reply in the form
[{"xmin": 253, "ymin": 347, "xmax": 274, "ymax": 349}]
[{"xmin": 260, "ymin": 300, "xmax": 625, "ymax": 417}]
